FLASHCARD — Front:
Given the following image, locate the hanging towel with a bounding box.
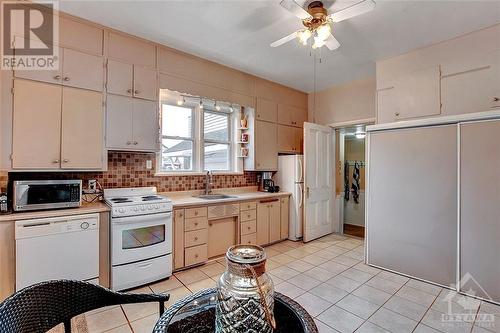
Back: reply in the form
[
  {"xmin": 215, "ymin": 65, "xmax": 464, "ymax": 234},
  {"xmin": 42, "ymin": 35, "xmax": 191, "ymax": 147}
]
[
  {"xmin": 344, "ymin": 161, "xmax": 350, "ymax": 201},
  {"xmin": 351, "ymin": 162, "xmax": 360, "ymax": 204}
]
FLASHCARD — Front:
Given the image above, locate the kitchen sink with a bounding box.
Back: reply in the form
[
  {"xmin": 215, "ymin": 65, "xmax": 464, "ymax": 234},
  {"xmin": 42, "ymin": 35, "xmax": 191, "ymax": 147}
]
[{"xmin": 195, "ymin": 194, "xmax": 237, "ymax": 200}]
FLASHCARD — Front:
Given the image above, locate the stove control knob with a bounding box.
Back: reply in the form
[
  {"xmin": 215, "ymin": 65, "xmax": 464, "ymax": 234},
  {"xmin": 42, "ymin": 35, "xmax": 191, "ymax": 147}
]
[
  {"xmin": 154, "ymin": 204, "xmax": 159, "ymax": 209},
  {"xmin": 119, "ymin": 208, "xmax": 125, "ymax": 213},
  {"xmin": 140, "ymin": 206, "xmax": 145, "ymax": 211},
  {"xmin": 133, "ymin": 207, "xmax": 138, "ymax": 212}
]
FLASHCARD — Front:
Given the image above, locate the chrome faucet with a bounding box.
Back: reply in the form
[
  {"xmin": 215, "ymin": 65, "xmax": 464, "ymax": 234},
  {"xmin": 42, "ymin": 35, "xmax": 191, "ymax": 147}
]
[{"xmin": 204, "ymin": 171, "xmax": 213, "ymax": 195}]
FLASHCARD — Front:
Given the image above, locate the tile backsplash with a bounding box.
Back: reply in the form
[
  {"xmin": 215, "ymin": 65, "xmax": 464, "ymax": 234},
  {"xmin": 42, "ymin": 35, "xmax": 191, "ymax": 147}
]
[{"xmin": 6, "ymin": 152, "xmax": 258, "ymax": 193}]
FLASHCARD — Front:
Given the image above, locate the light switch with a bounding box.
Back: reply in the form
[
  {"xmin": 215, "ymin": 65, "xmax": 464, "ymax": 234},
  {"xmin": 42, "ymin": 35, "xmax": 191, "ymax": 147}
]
[{"xmin": 146, "ymin": 160, "xmax": 152, "ymax": 169}]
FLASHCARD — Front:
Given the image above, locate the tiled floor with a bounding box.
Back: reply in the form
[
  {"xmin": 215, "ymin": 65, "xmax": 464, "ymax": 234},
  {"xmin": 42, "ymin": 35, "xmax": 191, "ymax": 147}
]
[{"xmin": 59, "ymin": 234, "xmax": 499, "ymax": 333}]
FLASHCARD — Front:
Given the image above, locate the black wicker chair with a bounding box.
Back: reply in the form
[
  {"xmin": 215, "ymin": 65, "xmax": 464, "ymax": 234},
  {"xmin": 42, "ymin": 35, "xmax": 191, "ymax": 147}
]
[{"xmin": 0, "ymin": 280, "xmax": 170, "ymax": 333}]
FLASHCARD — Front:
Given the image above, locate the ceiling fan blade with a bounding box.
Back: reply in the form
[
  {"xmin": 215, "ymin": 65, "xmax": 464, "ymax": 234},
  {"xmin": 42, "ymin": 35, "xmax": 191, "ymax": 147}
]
[
  {"xmin": 279, "ymin": 0, "xmax": 311, "ymax": 20},
  {"xmin": 270, "ymin": 31, "xmax": 298, "ymax": 48},
  {"xmin": 324, "ymin": 33, "xmax": 340, "ymax": 50},
  {"xmin": 330, "ymin": 0, "xmax": 376, "ymax": 23}
]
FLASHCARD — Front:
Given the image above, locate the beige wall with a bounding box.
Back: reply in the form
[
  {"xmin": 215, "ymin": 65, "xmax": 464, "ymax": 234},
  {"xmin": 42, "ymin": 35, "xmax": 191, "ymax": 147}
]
[{"xmin": 307, "ymin": 77, "xmax": 376, "ymax": 125}]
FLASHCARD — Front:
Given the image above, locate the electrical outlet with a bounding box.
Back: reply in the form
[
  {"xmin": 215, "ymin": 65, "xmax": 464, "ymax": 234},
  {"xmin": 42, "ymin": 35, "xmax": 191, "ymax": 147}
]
[
  {"xmin": 88, "ymin": 179, "xmax": 97, "ymax": 191},
  {"xmin": 146, "ymin": 160, "xmax": 152, "ymax": 170}
]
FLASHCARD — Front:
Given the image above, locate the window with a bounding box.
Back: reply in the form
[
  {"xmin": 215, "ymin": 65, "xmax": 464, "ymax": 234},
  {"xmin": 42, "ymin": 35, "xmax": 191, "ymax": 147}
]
[
  {"xmin": 159, "ymin": 94, "xmax": 239, "ymax": 174},
  {"xmin": 160, "ymin": 104, "xmax": 194, "ymax": 171}
]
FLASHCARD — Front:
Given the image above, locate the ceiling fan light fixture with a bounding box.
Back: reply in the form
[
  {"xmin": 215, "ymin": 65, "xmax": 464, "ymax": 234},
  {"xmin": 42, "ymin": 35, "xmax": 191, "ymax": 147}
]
[
  {"xmin": 316, "ymin": 23, "xmax": 331, "ymax": 41},
  {"xmin": 312, "ymin": 36, "xmax": 326, "ymax": 49},
  {"xmin": 297, "ymin": 29, "xmax": 312, "ymax": 45}
]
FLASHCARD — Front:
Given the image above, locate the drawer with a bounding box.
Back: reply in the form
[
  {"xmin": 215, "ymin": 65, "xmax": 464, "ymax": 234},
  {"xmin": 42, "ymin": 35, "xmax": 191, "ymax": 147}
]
[
  {"xmin": 240, "ymin": 233, "xmax": 257, "ymax": 245},
  {"xmin": 184, "ymin": 229, "xmax": 207, "ymax": 248},
  {"xmin": 185, "ymin": 207, "xmax": 208, "ymax": 219},
  {"xmin": 241, "ymin": 220, "xmax": 257, "ymax": 236},
  {"xmin": 240, "ymin": 202, "xmax": 257, "ymax": 211},
  {"xmin": 208, "ymin": 203, "xmax": 240, "ymax": 219},
  {"xmin": 185, "ymin": 244, "xmax": 208, "ymax": 266},
  {"xmin": 240, "ymin": 209, "xmax": 256, "ymax": 222},
  {"xmin": 184, "ymin": 217, "xmax": 208, "ymax": 231}
]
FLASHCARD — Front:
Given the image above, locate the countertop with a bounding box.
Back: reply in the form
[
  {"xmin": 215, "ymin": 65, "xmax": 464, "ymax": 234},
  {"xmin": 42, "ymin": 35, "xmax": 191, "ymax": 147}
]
[
  {"xmin": 0, "ymin": 187, "xmax": 291, "ymax": 222},
  {"xmin": 0, "ymin": 201, "xmax": 110, "ymax": 223}
]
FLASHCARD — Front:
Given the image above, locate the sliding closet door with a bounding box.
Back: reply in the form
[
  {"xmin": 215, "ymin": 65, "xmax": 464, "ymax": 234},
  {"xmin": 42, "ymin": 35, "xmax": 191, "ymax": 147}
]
[
  {"xmin": 367, "ymin": 125, "xmax": 457, "ymax": 286},
  {"xmin": 460, "ymin": 120, "xmax": 500, "ymax": 302}
]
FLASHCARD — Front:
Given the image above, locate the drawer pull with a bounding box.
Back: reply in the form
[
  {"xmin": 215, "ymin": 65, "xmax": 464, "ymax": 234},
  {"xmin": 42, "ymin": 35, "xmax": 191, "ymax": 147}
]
[
  {"xmin": 63, "ymin": 77, "xmax": 70, "ymax": 81},
  {"xmin": 194, "ymin": 222, "xmax": 198, "ymax": 226},
  {"xmin": 194, "ymin": 237, "xmax": 198, "ymax": 241},
  {"xmin": 248, "ymin": 226, "xmax": 251, "ymax": 230},
  {"xmin": 195, "ymin": 254, "xmax": 199, "ymax": 258},
  {"xmin": 195, "ymin": 211, "xmax": 199, "ymax": 216},
  {"xmin": 247, "ymin": 214, "xmax": 251, "ymax": 218}
]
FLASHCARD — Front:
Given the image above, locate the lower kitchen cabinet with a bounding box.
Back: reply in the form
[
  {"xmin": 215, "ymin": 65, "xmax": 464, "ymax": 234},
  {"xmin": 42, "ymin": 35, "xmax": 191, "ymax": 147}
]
[
  {"xmin": 106, "ymin": 94, "xmax": 159, "ymax": 152},
  {"xmin": 460, "ymin": 120, "xmax": 500, "ymax": 302},
  {"xmin": 367, "ymin": 125, "xmax": 457, "ymax": 287},
  {"xmin": 280, "ymin": 197, "xmax": 289, "ymax": 240},
  {"xmin": 254, "ymin": 120, "xmax": 278, "ymax": 171},
  {"xmin": 173, "ymin": 210, "xmax": 185, "ymax": 270},
  {"xmin": 256, "ymin": 199, "xmax": 281, "ymax": 246},
  {"xmin": 208, "ymin": 217, "xmax": 236, "ymax": 258}
]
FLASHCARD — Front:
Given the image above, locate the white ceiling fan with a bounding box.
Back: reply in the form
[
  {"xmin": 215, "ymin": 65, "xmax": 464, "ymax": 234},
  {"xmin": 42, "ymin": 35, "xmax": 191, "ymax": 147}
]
[{"xmin": 271, "ymin": 0, "xmax": 376, "ymax": 50}]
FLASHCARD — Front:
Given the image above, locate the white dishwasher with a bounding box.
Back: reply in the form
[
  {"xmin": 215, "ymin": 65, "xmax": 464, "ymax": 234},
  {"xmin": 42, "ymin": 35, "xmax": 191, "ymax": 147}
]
[{"xmin": 15, "ymin": 213, "xmax": 99, "ymax": 291}]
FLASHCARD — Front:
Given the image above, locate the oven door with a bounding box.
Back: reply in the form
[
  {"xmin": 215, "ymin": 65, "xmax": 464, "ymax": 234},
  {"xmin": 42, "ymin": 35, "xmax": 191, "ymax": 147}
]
[{"xmin": 111, "ymin": 212, "xmax": 172, "ymax": 266}]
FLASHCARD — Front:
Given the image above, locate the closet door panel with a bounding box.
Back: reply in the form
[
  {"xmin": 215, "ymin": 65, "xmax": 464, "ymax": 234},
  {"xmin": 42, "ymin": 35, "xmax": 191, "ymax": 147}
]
[
  {"xmin": 367, "ymin": 125, "xmax": 457, "ymax": 286},
  {"xmin": 460, "ymin": 120, "xmax": 500, "ymax": 302}
]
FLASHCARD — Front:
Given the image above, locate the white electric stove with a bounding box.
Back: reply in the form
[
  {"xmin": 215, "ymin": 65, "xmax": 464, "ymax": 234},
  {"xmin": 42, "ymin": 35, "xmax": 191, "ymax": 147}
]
[{"xmin": 104, "ymin": 187, "xmax": 173, "ymax": 291}]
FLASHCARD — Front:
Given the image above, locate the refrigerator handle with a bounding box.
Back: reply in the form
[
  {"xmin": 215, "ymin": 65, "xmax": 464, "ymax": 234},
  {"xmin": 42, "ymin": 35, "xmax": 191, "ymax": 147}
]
[
  {"xmin": 298, "ymin": 183, "xmax": 304, "ymax": 209},
  {"xmin": 298, "ymin": 157, "xmax": 304, "ymax": 183}
]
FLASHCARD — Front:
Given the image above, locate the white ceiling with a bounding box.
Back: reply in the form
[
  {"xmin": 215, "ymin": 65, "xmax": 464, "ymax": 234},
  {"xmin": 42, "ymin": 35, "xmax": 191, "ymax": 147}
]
[{"xmin": 59, "ymin": 0, "xmax": 500, "ymax": 92}]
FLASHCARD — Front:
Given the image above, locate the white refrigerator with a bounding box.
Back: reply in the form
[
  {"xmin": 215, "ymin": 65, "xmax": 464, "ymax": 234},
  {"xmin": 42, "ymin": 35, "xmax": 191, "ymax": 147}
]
[{"xmin": 274, "ymin": 155, "xmax": 304, "ymax": 241}]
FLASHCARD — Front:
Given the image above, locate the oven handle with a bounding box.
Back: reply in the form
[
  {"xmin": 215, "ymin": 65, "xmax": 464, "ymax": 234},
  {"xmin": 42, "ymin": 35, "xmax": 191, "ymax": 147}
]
[{"xmin": 112, "ymin": 212, "xmax": 172, "ymax": 225}]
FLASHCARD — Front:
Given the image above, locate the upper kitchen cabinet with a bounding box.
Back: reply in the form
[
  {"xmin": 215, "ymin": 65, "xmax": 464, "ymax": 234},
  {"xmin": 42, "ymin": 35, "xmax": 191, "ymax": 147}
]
[
  {"xmin": 277, "ymin": 104, "xmax": 307, "ymax": 128},
  {"xmin": 377, "ymin": 66, "xmax": 441, "ymax": 123},
  {"xmin": 441, "ymin": 50, "xmax": 500, "ymax": 115},
  {"xmin": 277, "ymin": 125, "xmax": 302, "ymax": 153},
  {"xmin": 254, "ymin": 120, "xmax": 278, "ymax": 171},
  {"xmin": 107, "ymin": 60, "xmax": 158, "ymax": 101},
  {"xmin": 12, "ymin": 80, "xmax": 104, "ymax": 170},
  {"xmin": 107, "ymin": 32, "xmax": 156, "ymax": 69},
  {"xmin": 59, "ymin": 16, "xmax": 103, "ymax": 55},
  {"xmin": 106, "ymin": 94, "xmax": 159, "ymax": 152},
  {"xmin": 256, "ymin": 98, "xmax": 278, "ymax": 123},
  {"xmin": 14, "ymin": 46, "xmax": 104, "ymax": 92}
]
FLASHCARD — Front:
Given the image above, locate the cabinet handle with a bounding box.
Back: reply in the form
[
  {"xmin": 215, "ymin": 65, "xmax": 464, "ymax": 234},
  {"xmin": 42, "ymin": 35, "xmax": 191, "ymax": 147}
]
[
  {"xmin": 127, "ymin": 89, "xmax": 132, "ymax": 94},
  {"xmin": 62, "ymin": 159, "xmax": 69, "ymax": 163},
  {"xmin": 493, "ymin": 97, "xmax": 500, "ymax": 102},
  {"xmin": 395, "ymin": 112, "xmax": 400, "ymax": 116},
  {"xmin": 133, "ymin": 141, "xmax": 138, "ymax": 145},
  {"xmin": 194, "ymin": 222, "xmax": 198, "ymax": 226},
  {"xmin": 134, "ymin": 90, "xmax": 140, "ymax": 94},
  {"xmin": 194, "ymin": 237, "xmax": 198, "ymax": 241},
  {"xmin": 52, "ymin": 159, "xmax": 59, "ymax": 163},
  {"xmin": 63, "ymin": 77, "xmax": 70, "ymax": 81},
  {"xmin": 248, "ymin": 226, "xmax": 251, "ymax": 230},
  {"xmin": 195, "ymin": 254, "xmax": 199, "ymax": 258},
  {"xmin": 54, "ymin": 75, "xmax": 61, "ymax": 80},
  {"xmin": 126, "ymin": 141, "xmax": 132, "ymax": 145}
]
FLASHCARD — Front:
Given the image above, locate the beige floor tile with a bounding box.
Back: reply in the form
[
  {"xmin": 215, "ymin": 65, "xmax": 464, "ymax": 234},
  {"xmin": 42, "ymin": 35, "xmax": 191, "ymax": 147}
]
[
  {"xmin": 302, "ymin": 254, "xmax": 330, "ymax": 266},
  {"xmin": 356, "ymin": 321, "xmax": 390, "ymax": 333},
  {"xmin": 365, "ymin": 275, "xmax": 405, "ymax": 294},
  {"xmin": 264, "ymin": 248, "xmax": 281, "ymax": 257},
  {"xmin": 308, "ymin": 241, "xmax": 331, "ymax": 249},
  {"xmin": 288, "ymin": 273, "xmax": 322, "ymax": 291},
  {"xmin": 271, "ymin": 253, "xmax": 296, "ymax": 264},
  {"xmin": 421, "ymin": 308, "xmax": 473, "ymax": 333},
  {"xmin": 315, "ymin": 249, "xmax": 342, "ymax": 260},
  {"xmin": 352, "ymin": 285, "xmax": 392, "ymax": 306},
  {"xmin": 186, "ymin": 278, "xmax": 216, "ymax": 293},
  {"xmin": 269, "ymin": 266, "xmax": 301, "ymax": 280},
  {"xmin": 353, "ymin": 263, "xmax": 380, "ymax": 275},
  {"xmin": 275, "ymin": 281, "xmax": 306, "ymax": 298},
  {"xmin": 326, "ymin": 275, "xmax": 363, "ymax": 293},
  {"xmin": 295, "ymin": 292, "xmax": 333, "ymax": 317},
  {"xmin": 406, "ymin": 278, "xmax": 442, "ymax": 296},
  {"xmin": 148, "ymin": 276, "xmax": 183, "ymax": 293},
  {"xmin": 331, "ymin": 255, "xmax": 360, "ymax": 267},
  {"xmin": 301, "ymin": 244, "xmax": 322, "ymax": 253},
  {"xmin": 413, "ymin": 324, "xmax": 442, "ymax": 333},
  {"xmin": 383, "ymin": 295, "xmax": 428, "ymax": 321},
  {"xmin": 85, "ymin": 305, "xmax": 121, "ymax": 316},
  {"xmin": 85, "ymin": 306, "xmax": 128, "ymax": 333},
  {"xmin": 303, "ymin": 266, "xmax": 338, "ymax": 282},
  {"xmin": 265, "ymin": 258, "xmax": 283, "ymax": 270},
  {"xmin": 129, "ymin": 313, "xmax": 160, "ymax": 333},
  {"xmin": 342, "ymin": 250, "xmax": 364, "ymax": 261},
  {"xmin": 480, "ymin": 301, "xmax": 500, "ymax": 316},
  {"xmin": 317, "ymin": 305, "xmax": 364, "ymax": 333},
  {"xmin": 369, "ymin": 307, "xmax": 418, "ymax": 333},
  {"xmin": 174, "ymin": 267, "xmax": 209, "ymax": 285},
  {"xmin": 269, "ymin": 242, "xmax": 295, "ymax": 253},
  {"xmin": 376, "ymin": 270, "xmax": 410, "ymax": 285},
  {"xmin": 121, "ymin": 301, "xmax": 159, "ymax": 322},
  {"xmin": 285, "ymin": 248, "xmax": 311, "ymax": 259},
  {"xmin": 198, "ymin": 261, "xmax": 226, "ymax": 277},
  {"xmin": 335, "ymin": 241, "xmax": 360, "ymax": 250},
  {"xmin": 319, "ymin": 261, "xmax": 350, "ymax": 275},
  {"xmin": 310, "ymin": 283, "xmax": 349, "ymax": 304},
  {"xmin": 396, "ymin": 285, "xmax": 438, "ymax": 308},
  {"xmin": 286, "ymin": 259, "xmax": 315, "ymax": 272},
  {"xmin": 336, "ymin": 294, "xmax": 379, "ymax": 319},
  {"xmin": 281, "ymin": 240, "xmax": 304, "ymax": 248},
  {"xmin": 340, "ymin": 268, "xmax": 374, "ymax": 284},
  {"xmin": 314, "ymin": 319, "xmax": 340, "ymax": 333},
  {"xmin": 126, "ymin": 286, "xmax": 153, "ymax": 294},
  {"xmin": 104, "ymin": 324, "xmax": 133, "ymax": 333},
  {"xmin": 164, "ymin": 286, "xmax": 192, "ymax": 308}
]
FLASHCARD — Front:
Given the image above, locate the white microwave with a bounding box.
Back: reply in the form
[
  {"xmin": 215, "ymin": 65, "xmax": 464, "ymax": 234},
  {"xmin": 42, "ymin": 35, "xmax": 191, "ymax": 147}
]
[{"xmin": 13, "ymin": 180, "xmax": 82, "ymax": 212}]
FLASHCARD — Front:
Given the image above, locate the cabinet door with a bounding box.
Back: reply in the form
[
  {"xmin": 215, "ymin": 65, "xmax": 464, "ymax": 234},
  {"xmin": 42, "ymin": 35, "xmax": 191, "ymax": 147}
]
[
  {"xmin": 107, "ymin": 60, "xmax": 133, "ymax": 97},
  {"xmin": 132, "ymin": 99, "xmax": 159, "ymax": 151},
  {"xmin": 133, "ymin": 66, "xmax": 157, "ymax": 101},
  {"xmin": 61, "ymin": 87, "xmax": 103, "ymax": 169},
  {"xmin": 269, "ymin": 201, "xmax": 281, "ymax": 243},
  {"xmin": 367, "ymin": 125, "xmax": 457, "ymax": 286},
  {"xmin": 278, "ymin": 104, "xmax": 305, "ymax": 127},
  {"xmin": 294, "ymin": 127, "xmax": 303, "ymax": 153},
  {"xmin": 173, "ymin": 210, "xmax": 185, "ymax": 269},
  {"xmin": 278, "ymin": 124, "xmax": 302, "ymax": 153},
  {"xmin": 14, "ymin": 45, "xmax": 63, "ymax": 85},
  {"xmin": 256, "ymin": 98, "xmax": 277, "ymax": 123},
  {"xmin": 280, "ymin": 197, "xmax": 290, "ymax": 240},
  {"xmin": 460, "ymin": 120, "xmax": 500, "ymax": 302},
  {"xmin": 62, "ymin": 48, "xmax": 104, "ymax": 91},
  {"xmin": 12, "ymin": 80, "xmax": 62, "ymax": 169},
  {"xmin": 255, "ymin": 120, "xmax": 278, "ymax": 171},
  {"xmin": 256, "ymin": 203, "xmax": 270, "ymax": 245},
  {"xmin": 106, "ymin": 94, "xmax": 133, "ymax": 149}
]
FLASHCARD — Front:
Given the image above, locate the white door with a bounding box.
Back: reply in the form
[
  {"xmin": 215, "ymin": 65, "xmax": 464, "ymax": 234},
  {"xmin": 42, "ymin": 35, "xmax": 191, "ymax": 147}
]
[{"xmin": 303, "ymin": 122, "xmax": 336, "ymax": 242}]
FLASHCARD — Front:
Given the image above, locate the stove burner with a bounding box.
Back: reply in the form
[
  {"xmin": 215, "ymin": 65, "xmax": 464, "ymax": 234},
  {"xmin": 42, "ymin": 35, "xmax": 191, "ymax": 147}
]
[
  {"xmin": 111, "ymin": 197, "xmax": 133, "ymax": 203},
  {"xmin": 142, "ymin": 195, "xmax": 162, "ymax": 201}
]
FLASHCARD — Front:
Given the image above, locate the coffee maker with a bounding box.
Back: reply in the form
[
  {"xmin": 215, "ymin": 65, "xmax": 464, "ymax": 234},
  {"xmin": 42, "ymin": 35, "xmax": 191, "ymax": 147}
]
[{"xmin": 258, "ymin": 172, "xmax": 274, "ymax": 192}]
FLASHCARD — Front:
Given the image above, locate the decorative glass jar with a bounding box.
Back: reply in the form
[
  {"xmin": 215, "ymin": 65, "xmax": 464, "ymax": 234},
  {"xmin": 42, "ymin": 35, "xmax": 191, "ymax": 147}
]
[{"xmin": 215, "ymin": 245, "xmax": 276, "ymax": 333}]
